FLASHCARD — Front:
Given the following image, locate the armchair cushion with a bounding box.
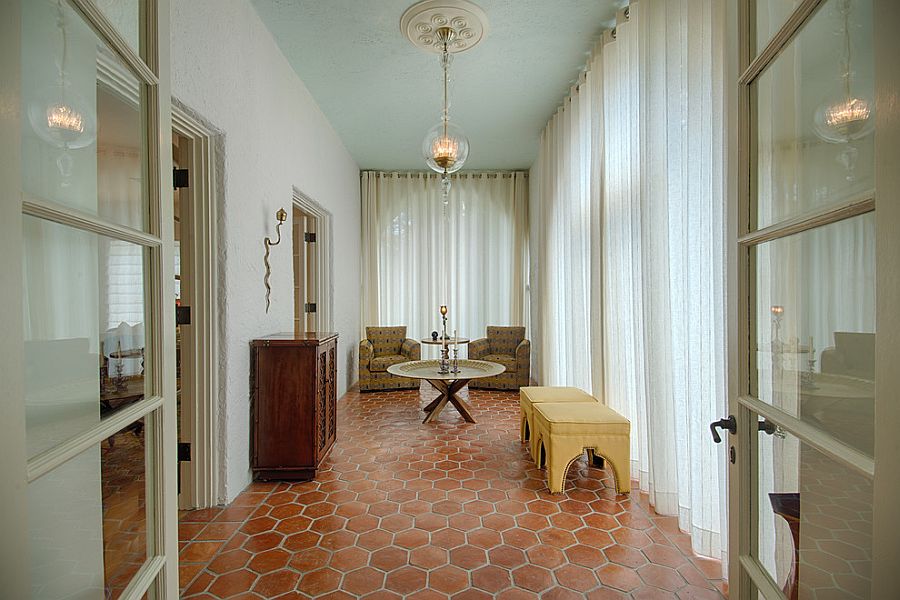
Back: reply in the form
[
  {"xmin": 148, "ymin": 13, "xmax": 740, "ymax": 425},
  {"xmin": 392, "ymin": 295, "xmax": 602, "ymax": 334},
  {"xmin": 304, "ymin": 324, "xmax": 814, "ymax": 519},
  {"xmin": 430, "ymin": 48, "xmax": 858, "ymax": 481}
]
[
  {"xmin": 370, "ymin": 354, "xmax": 408, "ymax": 372},
  {"xmin": 366, "ymin": 326, "xmax": 406, "ymax": 357},
  {"xmin": 487, "ymin": 326, "xmax": 526, "ymax": 356},
  {"xmin": 482, "ymin": 353, "xmax": 517, "ymax": 372}
]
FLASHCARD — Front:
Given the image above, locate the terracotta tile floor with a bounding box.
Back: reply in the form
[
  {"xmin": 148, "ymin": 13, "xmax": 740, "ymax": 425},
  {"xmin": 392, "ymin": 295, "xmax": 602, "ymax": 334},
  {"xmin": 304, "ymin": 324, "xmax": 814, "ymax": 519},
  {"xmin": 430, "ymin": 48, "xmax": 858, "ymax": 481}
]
[{"xmin": 179, "ymin": 385, "xmax": 728, "ymax": 599}]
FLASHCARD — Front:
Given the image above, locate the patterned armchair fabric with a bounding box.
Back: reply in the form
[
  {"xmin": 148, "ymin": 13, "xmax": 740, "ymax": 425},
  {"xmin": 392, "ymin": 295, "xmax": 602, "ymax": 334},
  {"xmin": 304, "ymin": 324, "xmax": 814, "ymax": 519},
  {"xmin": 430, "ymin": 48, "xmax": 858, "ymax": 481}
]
[
  {"xmin": 469, "ymin": 326, "xmax": 530, "ymax": 390},
  {"xmin": 359, "ymin": 326, "xmax": 421, "ymax": 391}
]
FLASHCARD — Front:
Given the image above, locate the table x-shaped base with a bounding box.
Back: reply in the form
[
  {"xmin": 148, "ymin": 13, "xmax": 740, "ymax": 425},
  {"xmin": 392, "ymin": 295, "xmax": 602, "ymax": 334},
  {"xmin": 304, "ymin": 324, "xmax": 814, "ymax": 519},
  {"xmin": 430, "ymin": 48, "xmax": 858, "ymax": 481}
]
[{"xmin": 422, "ymin": 378, "xmax": 476, "ymax": 423}]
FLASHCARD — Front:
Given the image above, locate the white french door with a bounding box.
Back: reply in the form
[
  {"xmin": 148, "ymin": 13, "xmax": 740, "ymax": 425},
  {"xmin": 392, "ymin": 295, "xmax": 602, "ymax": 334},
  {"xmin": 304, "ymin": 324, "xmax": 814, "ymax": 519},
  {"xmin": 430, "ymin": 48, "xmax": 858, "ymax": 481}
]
[
  {"xmin": 725, "ymin": 0, "xmax": 900, "ymax": 597},
  {"xmin": 0, "ymin": 0, "xmax": 177, "ymax": 598}
]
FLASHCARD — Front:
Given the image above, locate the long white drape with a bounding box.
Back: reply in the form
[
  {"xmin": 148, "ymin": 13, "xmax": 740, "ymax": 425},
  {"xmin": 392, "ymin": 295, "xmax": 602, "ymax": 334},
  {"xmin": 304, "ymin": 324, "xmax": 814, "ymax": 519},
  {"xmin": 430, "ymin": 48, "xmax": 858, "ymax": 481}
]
[
  {"xmin": 360, "ymin": 172, "xmax": 528, "ymax": 343},
  {"xmin": 531, "ymin": 0, "xmax": 728, "ymax": 562}
]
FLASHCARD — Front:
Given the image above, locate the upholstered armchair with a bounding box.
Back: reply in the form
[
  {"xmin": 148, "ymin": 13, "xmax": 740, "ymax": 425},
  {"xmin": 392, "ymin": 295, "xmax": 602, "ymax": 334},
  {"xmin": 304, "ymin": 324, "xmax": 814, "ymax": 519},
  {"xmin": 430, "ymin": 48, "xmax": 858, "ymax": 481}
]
[
  {"xmin": 820, "ymin": 332, "xmax": 875, "ymax": 380},
  {"xmin": 469, "ymin": 326, "xmax": 530, "ymax": 390},
  {"xmin": 359, "ymin": 326, "xmax": 421, "ymax": 391}
]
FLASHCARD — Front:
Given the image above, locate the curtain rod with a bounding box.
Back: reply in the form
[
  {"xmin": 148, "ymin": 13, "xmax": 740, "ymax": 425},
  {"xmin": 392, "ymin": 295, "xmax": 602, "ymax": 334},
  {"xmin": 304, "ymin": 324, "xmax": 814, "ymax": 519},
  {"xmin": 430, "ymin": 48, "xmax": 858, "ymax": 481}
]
[
  {"xmin": 362, "ymin": 171, "xmax": 528, "ymax": 179},
  {"xmin": 560, "ymin": 4, "xmax": 630, "ymax": 97}
]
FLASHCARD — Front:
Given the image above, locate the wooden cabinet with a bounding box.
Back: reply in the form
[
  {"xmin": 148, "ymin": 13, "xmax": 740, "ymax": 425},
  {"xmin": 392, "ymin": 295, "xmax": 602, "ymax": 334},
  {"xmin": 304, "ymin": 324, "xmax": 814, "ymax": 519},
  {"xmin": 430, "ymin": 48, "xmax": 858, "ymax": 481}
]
[{"xmin": 250, "ymin": 332, "xmax": 338, "ymax": 480}]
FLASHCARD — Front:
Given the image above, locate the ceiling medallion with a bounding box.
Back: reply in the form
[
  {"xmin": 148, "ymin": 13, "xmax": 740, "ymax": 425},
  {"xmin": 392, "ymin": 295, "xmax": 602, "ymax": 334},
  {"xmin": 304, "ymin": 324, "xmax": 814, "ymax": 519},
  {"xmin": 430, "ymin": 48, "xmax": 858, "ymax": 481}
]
[
  {"xmin": 402, "ymin": 0, "xmax": 487, "ymax": 202},
  {"xmin": 400, "ymin": 0, "xmax": 489, "ymax": 54}
]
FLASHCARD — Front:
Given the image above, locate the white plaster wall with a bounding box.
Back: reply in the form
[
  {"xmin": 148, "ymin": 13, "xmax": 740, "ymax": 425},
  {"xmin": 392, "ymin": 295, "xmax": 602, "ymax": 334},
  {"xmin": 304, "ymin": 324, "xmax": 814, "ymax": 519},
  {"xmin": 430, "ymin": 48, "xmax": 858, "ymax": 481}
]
[{"xmin": 171, "ymin": 0, "xmax": 361, "ymax": 502}]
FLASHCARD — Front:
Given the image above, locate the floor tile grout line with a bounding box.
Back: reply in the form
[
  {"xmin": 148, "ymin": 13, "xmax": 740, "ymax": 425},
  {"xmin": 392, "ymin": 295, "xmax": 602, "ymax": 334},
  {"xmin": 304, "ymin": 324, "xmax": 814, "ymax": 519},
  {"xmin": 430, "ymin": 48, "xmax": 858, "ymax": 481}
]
[
  {"xmin": 178, "ymin": 387, "xmax": 725, "ymax": 599},
  {"xmin": 180, "ymin": 482, "xmax": 285, "ymax": 595}
]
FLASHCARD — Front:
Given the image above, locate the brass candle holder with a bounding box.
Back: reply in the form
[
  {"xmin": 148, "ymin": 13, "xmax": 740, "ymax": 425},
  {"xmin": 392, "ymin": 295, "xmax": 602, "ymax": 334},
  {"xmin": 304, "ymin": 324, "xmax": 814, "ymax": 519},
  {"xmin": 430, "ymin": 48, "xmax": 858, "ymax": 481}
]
[{"xmin": 439, "ymin": 305, "xmax": 450, "ymax": 374}]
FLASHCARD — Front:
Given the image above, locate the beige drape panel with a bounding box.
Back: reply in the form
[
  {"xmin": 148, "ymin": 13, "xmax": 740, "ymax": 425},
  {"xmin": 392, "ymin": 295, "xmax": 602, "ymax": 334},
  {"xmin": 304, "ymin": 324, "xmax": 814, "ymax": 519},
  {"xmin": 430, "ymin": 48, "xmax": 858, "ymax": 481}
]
[{"xmin": 360, "ymin": 171, "xmax": 528, "ymax": 342}]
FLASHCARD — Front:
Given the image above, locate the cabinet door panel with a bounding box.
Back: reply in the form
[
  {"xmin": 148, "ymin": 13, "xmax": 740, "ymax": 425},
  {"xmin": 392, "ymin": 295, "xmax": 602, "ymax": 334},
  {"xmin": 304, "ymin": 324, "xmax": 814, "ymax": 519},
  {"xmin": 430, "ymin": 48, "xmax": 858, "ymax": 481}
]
[{"xmin": 256, "ymin": 347, "xmax": 314, "ymax": 468}]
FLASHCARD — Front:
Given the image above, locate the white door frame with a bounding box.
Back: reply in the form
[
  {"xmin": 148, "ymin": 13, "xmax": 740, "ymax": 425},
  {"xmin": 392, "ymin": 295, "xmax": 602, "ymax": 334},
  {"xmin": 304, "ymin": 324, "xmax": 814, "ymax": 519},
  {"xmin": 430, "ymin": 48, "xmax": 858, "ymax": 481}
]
[
  {"xmin": 96, "ymin": 44, "xmax": 223, "ymax": 511},
  {"xmin": 870, "ymin": 0, "xmax": 900, "ymax": 593},
  {"xmin": 729, "ymin": 0, "xmax": 900, "ymax": 596},
  {"xmin": 293, "ymin": 187, "xmax": 334, "ymax": 332},
  {"xmin": 172, "ymin": 105, "xmax": 223, "ymax": 509},
  {"xmin": 0, "ymin": 0, "xmax": 179, "ymax": 597}
]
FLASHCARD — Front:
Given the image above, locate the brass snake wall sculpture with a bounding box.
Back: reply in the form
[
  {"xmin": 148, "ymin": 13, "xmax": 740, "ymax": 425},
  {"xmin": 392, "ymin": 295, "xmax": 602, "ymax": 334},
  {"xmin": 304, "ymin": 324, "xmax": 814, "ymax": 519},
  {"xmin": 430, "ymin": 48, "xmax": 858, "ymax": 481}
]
[{"xmin": 263, "ymin": 208, "xmax": 288, "ymax": 313}]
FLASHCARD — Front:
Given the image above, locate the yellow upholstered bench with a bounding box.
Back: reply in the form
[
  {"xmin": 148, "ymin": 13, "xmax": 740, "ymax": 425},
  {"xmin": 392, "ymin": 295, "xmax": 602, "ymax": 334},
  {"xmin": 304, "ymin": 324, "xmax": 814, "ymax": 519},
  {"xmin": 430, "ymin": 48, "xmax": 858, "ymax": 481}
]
[
  {"xmin": 533, "ymin": 402, "xmax": 631, "ymax": 495},
  {"xmin": 519, "ymin": 386, "xmax": 596, "ymax": 463}
]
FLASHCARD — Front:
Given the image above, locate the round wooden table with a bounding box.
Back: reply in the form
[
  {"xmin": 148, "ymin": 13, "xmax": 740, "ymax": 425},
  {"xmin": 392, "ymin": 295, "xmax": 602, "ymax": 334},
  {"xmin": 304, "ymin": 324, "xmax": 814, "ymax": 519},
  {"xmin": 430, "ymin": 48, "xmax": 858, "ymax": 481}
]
[{"xmin": 387, "ymin": 359, "xmax": 505, "ymax": 424}]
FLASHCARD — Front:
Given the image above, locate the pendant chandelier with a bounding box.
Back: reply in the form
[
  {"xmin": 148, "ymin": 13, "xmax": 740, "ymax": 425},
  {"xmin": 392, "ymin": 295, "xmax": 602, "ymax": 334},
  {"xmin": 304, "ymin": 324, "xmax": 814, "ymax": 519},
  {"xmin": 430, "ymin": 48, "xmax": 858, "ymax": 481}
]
[
  {"xmin": 422, "ymin": 26, "xmax": 469, "ymax": 200},
  {"xmin": 813, "ymin": 0, "xmax": 873, "ymax": 145},
  {"xmin": 27, "ymin": 0, "xmax": 97, "ymax": 180},
  {"xmin": 401, "ymin": 0, "xmax": 488, "ymax": 201}
]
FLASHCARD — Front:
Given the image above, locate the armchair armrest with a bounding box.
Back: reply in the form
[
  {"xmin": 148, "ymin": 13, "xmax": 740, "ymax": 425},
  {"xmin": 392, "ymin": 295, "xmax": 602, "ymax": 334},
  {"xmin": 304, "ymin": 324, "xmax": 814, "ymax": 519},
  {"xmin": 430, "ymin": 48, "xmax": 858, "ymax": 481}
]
[
  {"xmin": 515, "ymin": 339, "xmax": 531, "ymax": 371},
  {"xmin": 469, "ymin": 338, "xmax": 489, "ymax": 359},
  {"xmin": 359, "ymin": 339, "xmax": 374, "ymax": 369},
  {"xmin": 401, "ymin": 338, "xmax": 420, "ymax": 360},
  {"xmin": 820, "ymin": 346, "xmax": 844, "ymax": 375}
]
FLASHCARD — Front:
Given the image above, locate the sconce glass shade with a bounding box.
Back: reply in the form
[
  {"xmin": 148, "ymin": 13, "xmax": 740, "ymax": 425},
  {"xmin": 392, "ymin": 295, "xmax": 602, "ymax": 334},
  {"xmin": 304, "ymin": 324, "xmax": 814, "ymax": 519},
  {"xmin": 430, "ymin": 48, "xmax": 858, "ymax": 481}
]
[
  {"xmin": 27, "ymin": 81, "xmax": 96, "ymax": 150},
  {"xmin": 422, "ymin": 121, "xmax": 469, "ymax": 174}
]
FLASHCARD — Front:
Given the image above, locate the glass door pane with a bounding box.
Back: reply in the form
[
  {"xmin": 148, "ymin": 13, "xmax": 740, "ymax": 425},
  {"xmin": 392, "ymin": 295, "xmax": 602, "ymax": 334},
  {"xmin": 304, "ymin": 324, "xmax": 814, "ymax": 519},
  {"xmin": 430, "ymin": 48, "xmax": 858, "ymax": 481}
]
[
  {"xmin": 29, "ymin": 420, "xmax": 150, "ymax": 600},
  {"xmin": 754, "ymin": 0, "xmax": 874, "ymax": 230},
  {"xmin": 22, "ymin": 0, "xmax": 148, "ymax": 231},
  {"xmin": 756, "ymin": 422, "xmax": 872, "ymax": 599},
  {"xmin": 23, "ymin": 216, "xmax": 149, "ymax": 458},
  {"xmin": 752, "ymin": 213, "xmax": 875, "ymax": 456}
]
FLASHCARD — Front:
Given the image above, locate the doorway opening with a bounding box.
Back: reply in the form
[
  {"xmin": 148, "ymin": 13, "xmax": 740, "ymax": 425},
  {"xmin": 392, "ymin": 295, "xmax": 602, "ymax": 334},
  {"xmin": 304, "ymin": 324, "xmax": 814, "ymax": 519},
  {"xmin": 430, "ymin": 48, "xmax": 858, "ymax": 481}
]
[
  {"xmin": 293, "ymin": 189, "xmax": 334, "ymax": 334},
  {"xmin": 173, "ymin": 106, "xmax": 222, "ymax": 510}
]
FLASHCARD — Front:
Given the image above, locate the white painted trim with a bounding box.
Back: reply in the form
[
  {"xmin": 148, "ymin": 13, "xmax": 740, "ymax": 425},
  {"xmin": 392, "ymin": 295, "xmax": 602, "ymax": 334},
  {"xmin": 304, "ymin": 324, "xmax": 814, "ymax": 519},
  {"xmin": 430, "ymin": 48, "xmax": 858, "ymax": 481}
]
[
  {"xmin": 738, "ymin": 555, "xmax": 782, "ymax": 598},
  {"xmin": 871, "ymin": 0, "xmax": 900, "ymax": 593},
  {"xmin": 737, "ymin": 395, "xmax": 875, "ymax": 478},
  {"xmin": 724, "ymin": 0, "xmax": 741, "ymax": 588},
  {"xmin": 172, "ymin": 103, "xmax": 223, "ymax": 508},
  {"xmin": 94, "ymin": 24, "xmax": 224, "ymax": 511},
  {"xmin": 739, "ymin": 0, "xmax": 825, "ymax": 85},
  {"xmin": 68, "ymin": 0, "xmax": 159, "ymax": 85},
  {"xmin": 27, "ymin": 395, "xmax": 164, "ymax": 482},
  {"xmin": 0, "ymin": 0, "xmax": 30, "ymax": 594},
  {"xmin": 737, "ymin": 194, "xmax": 874, "ymax": 246},
  {"xmin": 118, "ymin": 555, "xmax": 165, "ymax": 600},
  {"xmin": 22, "ymin": 194, "xmax": 162, "ymax": 247},
  {"xmin": 293, "ymin": 188, "xmax": 335, "ymax": 332},
  {"xmin": 145, "ymin": 0, "xmax": 179, "ymax": 592}
]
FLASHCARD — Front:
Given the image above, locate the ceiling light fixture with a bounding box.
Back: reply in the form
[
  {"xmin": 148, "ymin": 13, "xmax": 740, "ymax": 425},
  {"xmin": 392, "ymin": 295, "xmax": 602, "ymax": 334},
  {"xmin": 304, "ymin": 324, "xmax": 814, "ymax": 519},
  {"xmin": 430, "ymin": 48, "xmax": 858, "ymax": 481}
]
[
  {"xmin": 27, "ymin": 0, "xmax": 97, "ymax": 182},
  {"xmin": 813, "ymin": 0, "xmax": 873, "ymax": 149},
  {"xmin": 402, "ymin": 0, "xmax": 488, "ymax": 202}
]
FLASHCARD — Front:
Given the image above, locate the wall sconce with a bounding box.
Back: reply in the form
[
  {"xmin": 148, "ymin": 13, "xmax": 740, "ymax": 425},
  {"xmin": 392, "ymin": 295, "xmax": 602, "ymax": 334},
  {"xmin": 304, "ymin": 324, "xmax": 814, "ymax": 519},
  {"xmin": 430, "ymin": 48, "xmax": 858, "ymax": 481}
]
[{"xmin": 263, "ymin": 208, "xmax": 288, "ymax": 313}]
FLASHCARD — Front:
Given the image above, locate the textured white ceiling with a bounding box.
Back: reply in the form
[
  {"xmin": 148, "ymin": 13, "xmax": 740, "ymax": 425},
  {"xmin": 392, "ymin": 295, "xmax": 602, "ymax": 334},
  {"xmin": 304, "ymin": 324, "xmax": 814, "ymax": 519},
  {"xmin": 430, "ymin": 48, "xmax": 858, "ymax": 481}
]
[{"xmin": 250, "ymin": 0, "xmax": 622, "ymax": 170}]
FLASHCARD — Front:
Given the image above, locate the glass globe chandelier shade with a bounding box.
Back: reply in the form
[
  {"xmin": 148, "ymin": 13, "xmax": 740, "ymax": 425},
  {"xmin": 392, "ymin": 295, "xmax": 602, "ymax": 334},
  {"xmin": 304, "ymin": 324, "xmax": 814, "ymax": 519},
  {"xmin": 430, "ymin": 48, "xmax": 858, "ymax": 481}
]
[
  {"xmin": 812, "ymin": 0, "xmax": 874, "ymax": 145},
  {"xmin": 423, "ymin": 120, "xmax": 469, "ymax": 174},
  {"xmin": 813, "ymin": 93, "xmax": 873, "ymax": 144},
  {"xmin": 27, "ymin": 81, "xmax": 97, "ymax": 150}
]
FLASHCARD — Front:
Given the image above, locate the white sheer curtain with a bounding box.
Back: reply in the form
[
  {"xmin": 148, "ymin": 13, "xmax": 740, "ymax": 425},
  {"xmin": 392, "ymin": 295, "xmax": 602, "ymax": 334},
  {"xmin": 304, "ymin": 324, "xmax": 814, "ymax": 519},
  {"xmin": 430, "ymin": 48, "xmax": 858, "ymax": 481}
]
[
  {"xmin": 530, "ymin": 42, "xmax": 607, "ymax": 395},
  {"xmin": 360, "ymin": 171, "xmax": 528, "ymax": 343},
  {"xmin": 531, "ymin": 0, "xmax": 728, "ymax": 563}
]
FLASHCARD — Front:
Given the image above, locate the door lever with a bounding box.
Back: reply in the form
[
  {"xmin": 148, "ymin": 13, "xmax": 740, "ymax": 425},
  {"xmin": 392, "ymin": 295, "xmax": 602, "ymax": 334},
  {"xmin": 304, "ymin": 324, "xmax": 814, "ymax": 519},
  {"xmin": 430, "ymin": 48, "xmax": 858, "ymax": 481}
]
[
  {"xmin": 710, "ymin": 416, "xmax": 737, "ymax": 443},
  {"xmin": 758, "ymin": 419, "xmax": 786, "ymax": 438}
]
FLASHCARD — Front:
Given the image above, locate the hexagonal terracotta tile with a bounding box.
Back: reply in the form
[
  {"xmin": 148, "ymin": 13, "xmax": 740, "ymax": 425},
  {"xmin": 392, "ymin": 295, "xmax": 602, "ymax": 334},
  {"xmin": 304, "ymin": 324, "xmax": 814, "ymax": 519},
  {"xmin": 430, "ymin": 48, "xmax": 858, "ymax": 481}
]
[{"xmin": 176, "ymin": 387, "xmax": 726, "ymax": 599}]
